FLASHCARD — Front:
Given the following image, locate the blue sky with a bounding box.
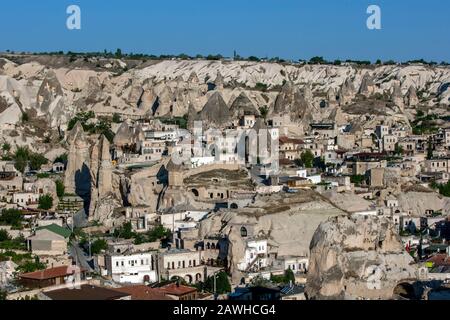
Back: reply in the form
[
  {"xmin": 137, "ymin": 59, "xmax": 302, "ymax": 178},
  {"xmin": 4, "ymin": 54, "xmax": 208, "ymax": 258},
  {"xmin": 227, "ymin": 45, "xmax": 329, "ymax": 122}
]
[{"xmin": 0, "ymin": 0, "xmax": 449, "ymax": 62}]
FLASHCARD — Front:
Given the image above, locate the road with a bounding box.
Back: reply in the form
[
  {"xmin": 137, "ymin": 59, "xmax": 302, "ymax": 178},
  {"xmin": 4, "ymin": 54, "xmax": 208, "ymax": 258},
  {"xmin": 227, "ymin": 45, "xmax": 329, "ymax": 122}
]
[{"xmin": 69, "ymin": 239, "xmax": 93, "ymax": 272}]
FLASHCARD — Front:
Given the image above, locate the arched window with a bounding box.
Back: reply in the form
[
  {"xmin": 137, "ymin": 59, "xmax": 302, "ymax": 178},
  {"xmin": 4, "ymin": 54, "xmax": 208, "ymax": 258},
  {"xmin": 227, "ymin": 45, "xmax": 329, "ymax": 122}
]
[{"xmin": 240, "ymin": 226, "xmax": 248, "ymax": 237}]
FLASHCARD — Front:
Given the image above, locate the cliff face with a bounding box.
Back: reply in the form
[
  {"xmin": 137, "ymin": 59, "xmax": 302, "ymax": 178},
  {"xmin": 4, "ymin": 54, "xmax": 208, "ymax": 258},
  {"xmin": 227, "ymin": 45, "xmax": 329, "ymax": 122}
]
[
  {"xmin": 1, "ymin": 56, "xmax": 449, "ymax": 157},
  {"xmin": 306, "ymin": 215, "xmax": 417, "ymax": 300},
  {"xmin": 198, "ymin": 191, "xmax": 344, "ymax": 284},
  {"xmin": 88, "ymin": 135, "xmax": 114, "ymax": 220},
  {"xmin": 64, "ymin": 122, "xmax": 91, "ymax": 199}
]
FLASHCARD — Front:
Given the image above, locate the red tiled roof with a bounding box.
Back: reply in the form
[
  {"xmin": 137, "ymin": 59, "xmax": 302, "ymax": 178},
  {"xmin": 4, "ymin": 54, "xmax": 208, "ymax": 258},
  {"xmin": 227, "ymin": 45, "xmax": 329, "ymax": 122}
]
[
  {"xmin": 427, "ymin": 254, "xmax": 450, "ymax": 266},
  {"xmin": 159, "ymin": 283, "xmax": 197, "ymax": 296},
  {"xmin": 20, "ymin": 265, "xmax": 80, "ymax": 280},
  {"xmin": 44, "ymin": 285, "xmax": 130, "ymax": 300},
  {"xmin": 117, "ymin": 285, "xmax": 175, "ymax": 301}
]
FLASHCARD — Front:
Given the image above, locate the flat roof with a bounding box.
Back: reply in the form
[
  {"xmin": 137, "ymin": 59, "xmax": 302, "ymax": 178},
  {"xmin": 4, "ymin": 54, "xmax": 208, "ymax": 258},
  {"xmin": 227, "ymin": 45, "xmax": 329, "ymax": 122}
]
[{"xmin": 44, "ymin": 285, "xmax": 130, "ymax": 300}]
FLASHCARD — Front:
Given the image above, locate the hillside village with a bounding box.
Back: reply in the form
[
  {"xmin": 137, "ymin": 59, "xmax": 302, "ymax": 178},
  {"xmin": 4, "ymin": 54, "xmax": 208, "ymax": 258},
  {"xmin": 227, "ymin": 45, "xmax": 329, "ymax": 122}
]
[{"xmin": 0, "ymin": 53, "xmax": 450, "ymax": 300}]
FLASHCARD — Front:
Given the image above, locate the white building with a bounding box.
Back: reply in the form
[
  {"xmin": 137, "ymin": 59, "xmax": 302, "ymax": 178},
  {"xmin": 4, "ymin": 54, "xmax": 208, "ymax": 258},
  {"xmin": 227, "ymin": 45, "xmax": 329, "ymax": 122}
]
[
  {"xmin": 282, "ymin": 256, "xmax": 309, "ymax": 274},
  {"xmin": 160, "ymin": 211, "xmax": 209, "ymax": 232},
  {"xmin": 106, "ymin": 251, "xmax": 158, "ymax": 284},
  {"xmin": 237, "ymin": 238, "xmax": 268, "ymax": 272},
  {"xmin": 190, "ymin": 156, "xmax": 215, "ymax": 168},
  {"xmin": 13, "ymin": 192, "xmax": 40, "ymax": 206},
  {"xmin": 306, "ymin": 174, "xmax": 322, "ymax": 185}
]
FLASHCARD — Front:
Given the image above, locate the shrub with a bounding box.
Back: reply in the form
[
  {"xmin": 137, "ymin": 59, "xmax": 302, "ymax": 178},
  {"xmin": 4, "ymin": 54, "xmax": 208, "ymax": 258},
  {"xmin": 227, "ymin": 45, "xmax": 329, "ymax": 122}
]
[
  {"xmin": 38, "ymin": 194, "xmax": 53, "ymax": 210},
  {"xmin": 90, "ymin": 239, "xmax": 107, "ymax": 255},
  {"xmin": 0, "ymin": 209, "xmax": 23, "ymax": 229},
  {"xmin": 254, "ymin": 82, "xmax": 268, "ymax": 92},
  {"xmin": 56, "ymin": 180, "xmax": 65, "ymax": 198},
  {"xmin": 204, "ymin": 272, "xmax": 231, "ymax": 294},
  {"xmin": 0, "ymin": 229, "xmax": 11, "ymax": 242},
  {"xmin": 300, "ymin": 150, "xmax": 314, "ymax": 168}
]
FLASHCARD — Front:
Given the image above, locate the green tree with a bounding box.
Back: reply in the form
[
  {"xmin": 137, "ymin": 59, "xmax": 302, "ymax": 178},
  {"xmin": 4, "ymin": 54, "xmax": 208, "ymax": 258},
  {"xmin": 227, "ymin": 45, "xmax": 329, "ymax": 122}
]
[
  {"xmin": 350, "ymin": 174, "xmax": 366, "ymax": 186},
  {"xmin": 54, "ymin": 153, "xmax": 68, "ymax": 164},
  {"xmin": 114, "ymin": 222, "xmax": 134, "ymax": 239},
  {"xmin": 1, "ymin": 143, "xmax": 11, "ymax": 153},
  {"xmin": 13, "ymin": 147, "xmax": 30, "ymax": 173},
  {"xmin": 394, "ymin": 144, "xmax": 404, "ymax": 155},
  {"xmin": 115, "ymin": 48, "xmax": 123, "ymax": 59},
  {"xmin": 300, "ymin": 150, "xmax": 315, "ymax": 168},
  {"xmin": 0, "ymin": 209, "xmax": 23, "ymax": 228},
  {"xmin": 29, "ymin": 153, "xmax": 48, "ymax": 171},
  {"xmin": 17, "ymin": 257, "xmax": 46, "ymax": 273},
  {"xmin": 259, "ymin": 106, "xmax": 269, "ymax": 120},
  {"xmin": 21, "ymin": 112, "xmax": 29, "ymax": 122},
  {"xmin": 0, "ymin": 289, "xmax": 6, "ymax": 300},
  {"xmin": 309, "ymin": 56, "xmax": 327, "ymax": 64},
  {"xmin": 254, "ymin": 82, "xmax": 268, "ymax": 92},
  {"xmin": 204, "ymin": 272, "xmax": 231, "ymax": 294},
  {"xmin": 284, "ymin": 268, "xmax": 295, "ymax": 284},
  {"xmin": 147, "ymin": 225, "xmax": 171, "ymax": 242},
  {"xmin": 112, "ymin": 113, "xmax": 121, "ymax": 123},
  {"xmin": 90, "ymin": 239, "xmax": 107, "ymax": 255},
  {"xmin": 56, "ymin": 180, "xmax": 65, "ymax": 198},
  {"xmin": 38, "ymin": 194, "xmax": 53, "ymax": 210},
  {"xmin": 0, "ymin": 229, "xmax": 11, "ymax": 242}
]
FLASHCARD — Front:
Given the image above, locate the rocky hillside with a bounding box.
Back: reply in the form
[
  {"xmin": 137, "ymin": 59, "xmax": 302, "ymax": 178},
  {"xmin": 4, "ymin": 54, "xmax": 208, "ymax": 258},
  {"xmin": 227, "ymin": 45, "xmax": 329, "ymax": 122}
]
[
  {"xmin": 306, "ymin": 215, "xmax": 417, "ymax": 300},
  {"xmin": 0, "ymin": 54, "xmax": 449, "ymax": 161}
]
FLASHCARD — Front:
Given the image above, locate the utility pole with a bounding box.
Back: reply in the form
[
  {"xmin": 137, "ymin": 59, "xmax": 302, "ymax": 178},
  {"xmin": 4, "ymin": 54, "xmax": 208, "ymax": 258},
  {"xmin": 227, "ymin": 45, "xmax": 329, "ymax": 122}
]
[
  {"xmin": 88, "ymin": 232, "xmax": 91, "ymax": 259},
  {"xmin": 213, "ymin": 272, "xmax": 217, "ymax": 294}
]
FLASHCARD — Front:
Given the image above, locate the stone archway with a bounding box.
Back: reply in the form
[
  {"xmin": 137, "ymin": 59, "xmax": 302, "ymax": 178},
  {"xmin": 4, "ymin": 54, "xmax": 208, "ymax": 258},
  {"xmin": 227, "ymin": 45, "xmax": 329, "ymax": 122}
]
[
  {"xmin": 184, "ymin": 274, "xmax": 193, "ymax": 284},
  {"xmin": 393, "ymin": 282, "xmax": 416, "ymax": 300},
  {"xmin": 195, "ymin": 273, "xmax": 202, "ymax": 282}
]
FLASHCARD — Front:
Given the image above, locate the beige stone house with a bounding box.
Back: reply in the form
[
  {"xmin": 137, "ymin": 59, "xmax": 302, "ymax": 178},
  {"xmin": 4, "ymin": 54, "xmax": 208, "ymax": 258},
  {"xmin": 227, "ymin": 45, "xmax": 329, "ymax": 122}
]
[{"xmin": 27, "ymin": 224, "xmax": 71, "ymax": 256}]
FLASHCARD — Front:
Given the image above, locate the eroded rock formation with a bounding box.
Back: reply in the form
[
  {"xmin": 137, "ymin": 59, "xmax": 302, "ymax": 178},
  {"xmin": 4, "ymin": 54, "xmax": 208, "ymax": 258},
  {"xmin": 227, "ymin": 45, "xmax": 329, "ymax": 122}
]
[{"xmin": 306, "ymin": 215, "xmax": 417, "ymax": 300}]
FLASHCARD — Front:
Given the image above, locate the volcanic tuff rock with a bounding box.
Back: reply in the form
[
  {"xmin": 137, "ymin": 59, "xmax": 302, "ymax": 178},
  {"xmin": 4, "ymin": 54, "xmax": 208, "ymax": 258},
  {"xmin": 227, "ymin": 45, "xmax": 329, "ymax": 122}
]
[
  {"xmin": 396, "ymin": 191, "xmax": 450, "ymax": 217},
  {"xmin": 64, "ymin": 122, "xmax": 91, "ymax": 199},
  {"xmin": 199, "ymin": 92, "xmax": 231, "ymax": 128},
  {"xmin": 359, "ymin": 72, "xmax": 375, "ymax": 96},
  {"xmin": 326, "ymin": 87, "xmax": 338, "ymax": 108},
  {"xmin": 391, "ymin": 80, "xmax": 405, "ymax": 109},
  {"xmin": 37, "ymin": 70, "xmax": 63, "ymax": 115},
  {"xmin": 339, "ymin": 77, "xmax": 356, "ymax": 105},
  {"xmin": 404, "ymin": 85, "xmax": 419, "ymax": 107},
  {"xmin": 198, "ymin": 190, "xmax": 344, "ymax": 283},
  {"xmin": 306, "ymin": 215, "xmax": 417, "ymax": 300},
  {"xmin": 88, "ymin": 135, "xmax": 113, "ymax": 218},
  {"xmin": 34, "ymin": 178, "xmax": 59, "ymax": 208},
  {"xmin": 229, "ymin": 91, "xmax": 259, "ymax": 118}
]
